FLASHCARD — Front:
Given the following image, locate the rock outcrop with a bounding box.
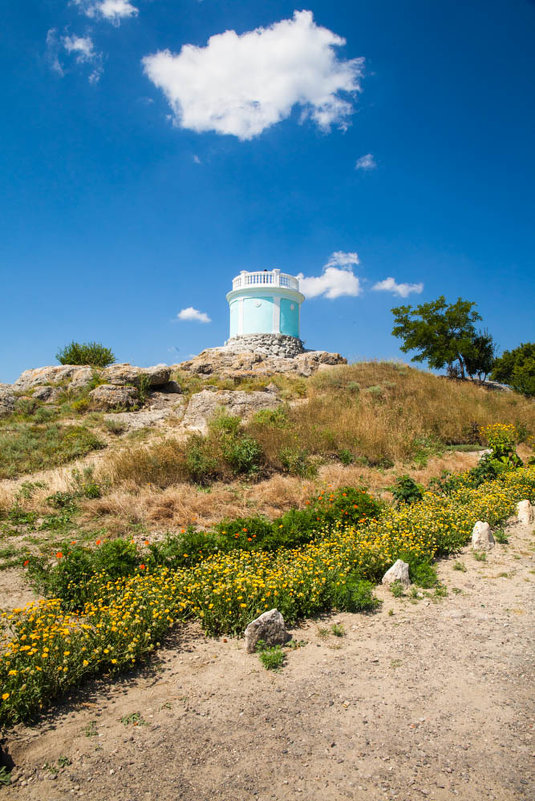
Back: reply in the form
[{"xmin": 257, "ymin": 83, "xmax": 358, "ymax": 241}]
[
  {"xmin": 101, "ymin": 364, "xmax": 172, "ymax": 388},
  {"xmin": 176, "ymin": 348, "xmax": 346, "ymax": 379},
  {"xmin": 88, "ymin": 384, "xmax": 138, "ymax": 411},
  {"xmin": 0, "ymin": 385, "xmax": 16, "ymax": 418},
  {"xmin": 13, "ymin": 365, "xmax": 94, "ymax": 393},
  {"xmin": 182, "ymin": 389, "xmax": 281, "ymax": 434}
]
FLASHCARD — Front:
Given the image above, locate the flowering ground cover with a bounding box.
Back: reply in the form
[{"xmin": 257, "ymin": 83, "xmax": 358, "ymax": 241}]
[{"xmin": 1, "ymin": 465, "xmax": 535, "ymax": 728}]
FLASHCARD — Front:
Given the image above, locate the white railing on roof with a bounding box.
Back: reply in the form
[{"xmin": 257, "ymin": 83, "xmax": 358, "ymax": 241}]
[{"xmin": 232, "ymin": 270, "xmax": 299, "ymax": 291}]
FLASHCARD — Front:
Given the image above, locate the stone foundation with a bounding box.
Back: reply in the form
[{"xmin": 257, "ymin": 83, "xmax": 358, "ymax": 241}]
[{"xmin": 224, "ymin": 333, "xmax": 305, "ymax": 358}]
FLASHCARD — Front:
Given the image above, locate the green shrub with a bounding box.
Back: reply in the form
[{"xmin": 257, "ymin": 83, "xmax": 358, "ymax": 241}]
[
  {"xmin": 279, "ymin": 447, "xmax": 317, "ymax": 477},
  {"xmin": 185, "ymin": 434, "xmax": 221, "ymax": 485},
  {"xmin": 391, "ymin": 475, "xmax": 424, "ymax": 505},
  {"xmin": 330, "ymin": 577, "xmax": 380, "ymax": 613},
  {"xmin": 56, "ymin": 341, "xmax": 115, "ymax": 367},
  {"xmin": 222, "ymin": 434, "xmax": 262, "ymax": 476},
  {"xmin": 409, "ymin": 560, "xmax": 438, "ymax": 588},
  {"xmin": 256, "ymin": 642, "xmax": 286, "ymax": 671}
]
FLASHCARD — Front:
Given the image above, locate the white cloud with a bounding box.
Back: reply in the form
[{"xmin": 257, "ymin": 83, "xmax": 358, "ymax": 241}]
[
  {"xmin": 325, "ymin": 251, "xmax": 360, "ymax": 268},
  {"xmin": 74, "ymin": 0, "xmax": 138, "ymax": 25},
  {"xmin": 47, "ymin": 30, "xmax": 102, "ymax": 82},
  {"xmin": 372, "ymin": 277, "xmax": 424, "ymax": 298},
  {"xmin": 355, "ymin": 153, "xmax": 376, "ymax": 170},
  {"xmin": 143, "ymin": 10, "xmax": 364, "ymax": 140},
  {"xmin": 177, "ymin": 307, "xmax": 211, "ymax": 323},
  {"xmin": 298, "ymin": 252, "xmax": 361, "ymax": 300},
  {"xmin": 193, "ymin": 155, "xmax": 202, "ymax": 164},
  {"xmin": 46, "ymin": 29, "xmax": 64, "ymax": 76},
  {"xmin": 63, "ymin": 34, "xmax": 96, "ymax": 60}
]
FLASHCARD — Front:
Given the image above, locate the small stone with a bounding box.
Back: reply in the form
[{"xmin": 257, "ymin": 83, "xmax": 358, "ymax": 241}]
[
  {"xmin": 516, "ymin": 500, "xmax": 534, "ymax": 526},
  {"xmin": 471, "ymin": 521, "xmax": 494, "ymax": 551},
  {"xmin": 244, "ymin": 609, "xmax": 291, "ymax": 653},
  {"xmin": 382, "ymin": 560, "xmax": 410, "ymax": 587}
]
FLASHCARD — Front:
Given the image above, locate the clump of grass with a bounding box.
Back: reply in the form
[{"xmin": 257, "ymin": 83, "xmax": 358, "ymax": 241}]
[
  {"xmin": 494, "ymin": 528, "xmax": 509, "ymax": 544},
  {"xmin": 389, "ymin": 580, "xmax": 405, "ymax": 597},
  {"xmin": 331, "ymin": 623, "xmax": 345, "ymax": 637},
  {"xmin": 256, "ymin": 641, "xmax": 285, "ymax": 671},
  {"xmin": 473, "ymin": 551, "xmax": 487, "ymax": 562},
  {"xmin": 452, "ymin": 561, "xmax": 467, "ymax": 572}
]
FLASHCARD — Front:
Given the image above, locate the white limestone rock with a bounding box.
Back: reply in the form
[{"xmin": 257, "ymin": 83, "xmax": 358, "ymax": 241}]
[
  {"xmin": 182, "ymin": 389, "xmax": 281, "ymax": 434},
  {"xmin": 516, "ymin": 500, "xmax": 534, "ymax": 526},
  {"xmin": 382, "ymin": 559, "xmax": 411, "ymax": 588},
  {"xmin": 471, "ymin": 521, "xmax": 494, "ymax": 551},
  {"xmin": 244, "ymin": 609, "xmax": 291, "ymax": 654}
]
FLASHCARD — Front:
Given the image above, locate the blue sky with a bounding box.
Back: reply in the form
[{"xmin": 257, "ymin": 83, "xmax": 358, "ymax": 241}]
[{"xmin": 1, "ymin": 0, "xmax": 534, "ymax": 382}]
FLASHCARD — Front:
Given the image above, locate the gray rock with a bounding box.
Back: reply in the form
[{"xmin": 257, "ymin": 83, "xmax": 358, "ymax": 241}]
[
  {"xmin": 471, "ymin": 521, "xmax": 494, "ymax": 551},
  {"xmin": 101, "ymin": 363, "xmax": 171, "ymax": 388},
  {"xmin": 158, "ymin": 380, "xmax": 181, "ymax": 394},
  {"xmin": 225, "ymin": 333, "xmax": 305, "ymax": 358},
  {"xmin": 13, "ymin": 365, "xmax": 94, "ymax": 392},
  {"xmin": 32, "ymin": 385, "xmax": 62, "ymax": 402},
  {"xmin": 244, "ymin": 609, "xmax": 291, "ymax": 654},
  {"xmin": 182, "ymin": 389, "xmax": 281, "ymax": 434},
  {"xmin": 516, "ymin": 500, "xmax": 534, "ymax": 526},
  {"xmin": 0, "ymin": 386, "xmax": 16, "ymax": 417},
  {"xmin": 88, "ymin": 384, "xmax": 138, "ymax": 411},
  {"xmin": 382, "ymin": 559, "xmax": 411, "ymax": 587},
  {"xmin": 175, "ymin": 347, "xmax": 346, "ymax": 379}
]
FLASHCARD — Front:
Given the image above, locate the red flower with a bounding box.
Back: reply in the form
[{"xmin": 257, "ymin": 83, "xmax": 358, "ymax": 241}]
[
  {"xmin": 139, "ymin": 564, "xmax": 146, "ymax": 570},
  {"xmin": 96, "ymin": 539, "xmax": 102, "ymax": 546},
  {"xmin": 23, "ymin": 560, "xmax": 29, "ymax": 567}
]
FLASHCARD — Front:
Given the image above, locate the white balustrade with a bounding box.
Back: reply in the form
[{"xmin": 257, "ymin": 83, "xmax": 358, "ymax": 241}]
[{"xmin": 231, "ymin": 270, "xmax": 299, "ymax": 291}]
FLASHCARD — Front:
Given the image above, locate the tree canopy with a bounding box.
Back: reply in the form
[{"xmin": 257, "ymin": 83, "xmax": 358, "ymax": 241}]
[
  {"xmin": 491, "ymin": 342, "xmax": 535, "ymax": 397},
  {"xmin": 391, "ymin": 296, "xmax": 495, "ymax": 379}
]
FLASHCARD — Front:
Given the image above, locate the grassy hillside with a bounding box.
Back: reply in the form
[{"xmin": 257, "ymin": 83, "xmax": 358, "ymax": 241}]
[{"xmin": 0, "ymin": 362, "xmax": 533, "ymax": 566}]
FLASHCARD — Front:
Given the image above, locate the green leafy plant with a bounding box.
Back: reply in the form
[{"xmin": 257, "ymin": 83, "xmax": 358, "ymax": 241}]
[
  {"xmin": 391, "ymin": 475, "xmax": 424, "ymax": 505},
  {"xmin": 56, "ymin": 341, "xmax": 115, "ymax": 367},
  {"xmin": 256, "ymin": 643, "xmax": 285, "ymax": 671},
  {"xmin": 0, "ymin": 766, "xmax": 11, "ymax": 786},
  {"xmin": 389, "ymin": 580, "xmax": 405, "ymax": 598}
]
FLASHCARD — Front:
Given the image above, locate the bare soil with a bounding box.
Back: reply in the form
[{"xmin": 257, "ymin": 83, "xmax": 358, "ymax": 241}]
[{"xmin": 2, "ymin": 518, "xmax": 534, "ymax": 801}]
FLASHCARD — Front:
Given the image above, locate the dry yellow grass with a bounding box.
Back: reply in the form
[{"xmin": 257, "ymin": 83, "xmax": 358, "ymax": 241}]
[{"xmin": 249, "ymin": 362, "xmax": 535, "ymax": 467}]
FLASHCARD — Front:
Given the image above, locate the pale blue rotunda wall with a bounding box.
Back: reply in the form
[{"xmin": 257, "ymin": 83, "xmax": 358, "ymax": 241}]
[{"xmin": 226, "ymin": 270, "xmax": 305, "ymax": 339}]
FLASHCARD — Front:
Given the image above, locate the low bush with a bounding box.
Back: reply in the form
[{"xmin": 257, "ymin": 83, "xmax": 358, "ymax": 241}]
[
  {"xmin": 0, "ymin": 423, "xmax": 104, "ymax": 479},
  {"xmin": 56, "ymin": 341, "xmax": 115, "ymax": 368}
]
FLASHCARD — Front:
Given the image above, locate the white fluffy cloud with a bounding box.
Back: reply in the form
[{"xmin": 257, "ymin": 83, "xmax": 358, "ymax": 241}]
[
  {"xmin": 177, "ymin": 307, "xmax": 212, "ymax": 323},
  {"xmin": 355, "ymin": 153, "xmax": 376, "ymax": 170},
  {"xmin": 74, "ymin": 0, "xmax": 138, "ymax": 24},
  {"xmin": 143, "ymin": 10, "xmax": 364, "ymax": 140},
  {"xmin": 298, "ymin": 252, "xmax": 361, "ymax": 300},
  {"xmin": 372, "ymin": 277, "xmax": 424, "ymax": 298}
]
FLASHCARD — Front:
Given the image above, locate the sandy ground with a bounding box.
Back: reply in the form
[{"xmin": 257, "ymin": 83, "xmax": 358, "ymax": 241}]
[{"xmin": 1, "ymin": 518, "xmax": 534, "ymax": 801}]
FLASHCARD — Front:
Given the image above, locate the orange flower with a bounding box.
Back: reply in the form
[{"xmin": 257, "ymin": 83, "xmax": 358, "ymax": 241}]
[
  {"xmin": 139, "ymin": 564, "xmax": 146, "ymax": 570},
  {"xmin": 23, "ymin": 560, "xmax": 29, "ymax": 567},
  {"xmin": 144, "ymin": 540, "xmax": 149, "ymax": 546},
  {"xmin": 56, "ymin": 552, "xmax": 63, "ymax": 559},
  {"xmin": 96, "ymin": 539, "xmax": 102, "ymax": 546}
]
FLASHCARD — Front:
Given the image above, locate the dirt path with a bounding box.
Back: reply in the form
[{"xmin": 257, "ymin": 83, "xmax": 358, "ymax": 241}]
[{"xmin": 2, "ymin": 519, "xmax": 534, "ymax": 801}]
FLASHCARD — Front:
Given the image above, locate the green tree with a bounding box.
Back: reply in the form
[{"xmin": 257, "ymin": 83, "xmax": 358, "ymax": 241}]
[
  {"xmin": 490, "ymin": 343, "xmax": 535, "ymax": 397},
  {"xmin": 391, "ymin": 296, "xmax": 495, "ymax": 379},
  {"xmin": 56, "ymin": 341, "xmax": 115, "ymax": 368}
]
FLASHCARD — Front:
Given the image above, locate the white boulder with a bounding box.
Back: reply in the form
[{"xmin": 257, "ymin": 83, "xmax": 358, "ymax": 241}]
[
  {"xmin": 516, "ymin": 500, "xmax": 534, "ymax": 526},
  {"xmin": 244, "ymin": 609, "xmax": 291, "ymax": 654},
  {"xmin": 382, "ymin": 559, "xmax": 411, "ymax": 588},
  {"xmin": 471, "ymin": 521, "xmax": 494, "ymax": 551}
]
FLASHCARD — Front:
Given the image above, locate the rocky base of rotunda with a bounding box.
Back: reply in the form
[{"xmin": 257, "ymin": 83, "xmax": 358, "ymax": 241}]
[{"xmin": 224, "ymin": 333, "xmax": 305, "ymax": 358}]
